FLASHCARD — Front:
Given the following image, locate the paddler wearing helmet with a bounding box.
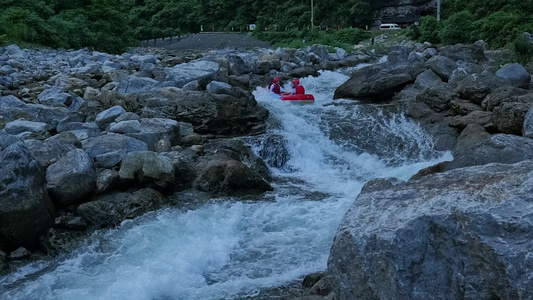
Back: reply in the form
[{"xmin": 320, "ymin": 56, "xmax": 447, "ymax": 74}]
[
  {"xmin": 269, "ymin": 77, "xmax": 281, "ymax": 94},
  {"xmin": 291, "ymin": 78, "xmax": 305, "ymax": 95}
]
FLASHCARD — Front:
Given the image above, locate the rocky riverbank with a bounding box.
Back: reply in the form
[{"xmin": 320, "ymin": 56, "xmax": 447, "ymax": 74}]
[
  {"xmin": 328, "ymin": 33, "xmax": 533, "ymax": 299},
  {"xmin": 0, "ymin": 42, "xmax": 373, "ymax": 274}
]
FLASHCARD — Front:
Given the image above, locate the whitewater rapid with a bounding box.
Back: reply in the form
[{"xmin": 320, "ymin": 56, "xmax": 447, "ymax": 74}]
[{"xmin": 0, "ymin": 70, "xmax": 451, "ymax": 300}]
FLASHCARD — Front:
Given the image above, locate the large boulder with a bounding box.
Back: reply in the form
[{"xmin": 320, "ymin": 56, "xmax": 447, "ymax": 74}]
[
  {"xmin": 194, "ymin": 159, "xmax": 273, "ymax": 197},
  {"xmin": 492, "ymin": 101, "xmax": 532, "ymax": 135},
  {"xmin": 118, "ymin": 151, "xmax": 175, "ymax": 190},
  {"xmin": 328, "ymin": 161, "xmax": 533, "ymax": 300},
  {"xmin": 175, "ymin": 90, "xmax": 269, "ymax": 135},
  {"xmin": 4, "ymin": 120, "xmax": 50, "ymax": 136},
  {"xmin": 46, "ymin": 149, "xmax": 96, "ymax": 207},
  {"xmin": 0, "ymin": 144, "xmax": 55, "ymax": 251},
  {"xmin": 82, "ymin": 133, "xmax": 148, "ymax": 159},
  {"xmin": 165, "ymin": 60, "xmax": 223, "ymax": 88},
  {"xmin": 193, "ymin": 139, "xmax": 273, "ymax": 197},
  {"xmin": 334, "ymin": 63, "xmax": 423, "ymax": 101},
  {"xmin": 415, "ymin": 83, "xmax": 455, "ymax": 112},
  {"xmin": 76, "ymin": 188, "xmax": 171, "ymax": 228},
  {"xmin": 424, "ymin": 55, "xmax": 457, "ymax": 81},
  {"xmin": 125, "ymin": 118, "xmax": 181, "ymax": 151},
  {"xmin": 0, "ymin": 95, "xmax": 68, "ymax": 126},
  {"xmin": 481, "ymin": 86, "xmax": 529, "ymax": 111},
  {"xmin": 447, "ymin": 128, "xmax": 533, "ymax": 171},
  {"xmin": 457, "ymin": 74, "xmax": 511, "ymax": 104},
  {"xmin": 24, "ymin": 138, "xmax": 79, "ymax": 167},
  {"xmin": 495, "ymin": 63, "xmax": 531, "ymax": 88}
]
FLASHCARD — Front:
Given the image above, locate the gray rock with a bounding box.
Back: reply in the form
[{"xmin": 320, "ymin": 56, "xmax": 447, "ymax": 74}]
[
  {"xmin": 334, "ymin": 63, "xmax": 422, "ymax": 101},
  {"xmin": 118, "ymin": 151, "xmax": 175, "ymax": 189},
  {"xmin": 24, "ymin": 138, "xmax": 78, "ymax": 167},
  {"xmin": 329, "ymin": 161, "xmax": 533, "ymax": 300},
  {"xmin": 227, "ymin": 55, "xmax": 245, "ymax": 76},
  {"xmin": 206, "ymin": 81, "xmax": 233, "ymax": 95},
  {"xmin": 194, "ymin": 159, "xmax": 273, "ymax": 197},
  {"xmin": 415, "ymin": 84, "xmax": 454, "ymax": 112},
  {"xmin": 496, "ymin": 63, "xmax": 530, "ymax": 88},
  {"xmin": 4, "ymin": 120, "xmax": 49, "ymax": 136},
  {"xmin": 46, "ymin": 149, "xmax": 96, "ymax": 207},
  {"xmin": 9, "ymin": 247, "xmax": 31, "ymax": 260},
  {"xmin": 38, "ymin": 87, "xmax": 74, "ymax": 107},
  {"xmin": 165, "ymin": 60, "xmax": 222, "ymax": 88},
  {"xmin": 77, "ymin": 188, "xmax": 171, "ymax": 228},
  {"xmin": 449, "ymin": 110, "xmax": 493, "ymax": 130},
  {"xmin": 56, "ymin": 122, "xmax": 100, "ymax": 138},
  {"xmin": 95, "ymin": 150, "xmax": 124, "ymax": 168},
  {"xmin": 0, "ymin": 65, "xmax": 16, "ymax": 75},
  {"xmin": 492, "ymin": 101, "xmax": 532, "ymax": 134},
  {"xmin": 95, "ymin": 105, "xmax": 126, "ymax": 130},
  {"xmin": 115, "ymin": 112, "xmax": 140, "ymax": 122},
  {"xmin": 108, "ymin": 120, "xmax": 142, "ymax": 134},
  {"xmin": 481, "ymin": 86, "xmax": 528, "ymax": 111},
  {"xmin": 425, "ymin": 55, "xmax": 457, "ymax": 81},
  {"xmin": 4, "ymin": 44, "xmax": 27, "ymax": 59},
  {"xmin": 182, "ymin": 80, "xmax": 200, "ymax": 91},
  {"xmin": 116, "ymin": 75, "xmax": 159, "ymax": 94},
  {"xmin": 175, "ymin": 90, "xmax": 268, "ymax": 135},
  {"xmin": 447, "ymin": 132, "xmax": 533, "ymax": 171},
  {"xmin": 0, "ymin": 130, "xmax": 22, "ymax": 149},
  {"xmin": 457, "ymin": 74, "xmax": 510, "ymax": 104},
  {"xmin": 0, "ymin": 143, "xmax": 55, "ymax": 251},
  {"xmin": 309, "ymin": 45, "xmax": 329, "ymax": 62},
  {"xmin": 125, "ymin": 118, "xmax": 181, "ymax": 151},
  {"xmin": 96, "ymin": 169, "xmax": 119, "ymax": 194},
  {"xmin": 82, "ymin": 133, "xmax": 149, "ymax": 158}
]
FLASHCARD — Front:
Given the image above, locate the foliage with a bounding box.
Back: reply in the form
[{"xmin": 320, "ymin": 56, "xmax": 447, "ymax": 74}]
[
  {"xmin": 439, "ymin": 11, "xmax": 475, "ymax": 45},
  {"xmin": 253, "ymin": 27, "xmax": 370, "ymax": 50},
  {"xmin": 514, "ymin": 36, "xmax": 533, "ymax": 66},
  {"xmin": 418, "ymin": 16, "xmax": 441, "ymax": 44},
  {"xmin": 406, "ymin": 24, "xmax": 420, "ymax": 41},
  {"xmin": 0, "ymin": 0, "xmax": 134, "ymax": 53},
  {"xmin": 421, "ymin": 0, "xmax": 533, "ymax": 50},
  {"xmin": 0, "ymin": 0, "xmax": 531, "ymax": 54}
]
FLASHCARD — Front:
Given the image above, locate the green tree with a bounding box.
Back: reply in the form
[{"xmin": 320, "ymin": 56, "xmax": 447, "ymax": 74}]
[
  {"xmin": 418, "ymin": 16, "xmax": 441, "ymax": 44},
  {"xmin": 439, "ymin": 11, "xmax": 475, "ymax": 45}
]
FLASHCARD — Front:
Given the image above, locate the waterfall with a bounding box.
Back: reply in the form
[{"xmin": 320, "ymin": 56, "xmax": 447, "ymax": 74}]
[{"xmin": 0, "ymin": 70, "xmax": 451, "ymax": 300}]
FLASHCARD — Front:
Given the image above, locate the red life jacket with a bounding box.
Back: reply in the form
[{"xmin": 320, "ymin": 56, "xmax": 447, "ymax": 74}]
[
  {"xmin": 294, "ymin": 85, "xmax": 305, "ymax": 94},
  {"xmin": 270, "ymin": 83, "xmax": 281, "ymax": 94}
]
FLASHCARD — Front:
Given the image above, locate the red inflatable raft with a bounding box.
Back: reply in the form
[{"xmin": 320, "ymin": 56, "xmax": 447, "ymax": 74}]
[{"xmin": 280, "ymin": 93, "xmax": 315, "ymax": 104}]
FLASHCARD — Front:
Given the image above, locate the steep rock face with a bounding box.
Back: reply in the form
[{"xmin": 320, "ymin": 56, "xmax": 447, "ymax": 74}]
[
  {"xmin": 328, "ymin": 161, "xmax": 533, "ymax": 300},
  {"xmin": 376, "ymin": 0, "xmax": 437, "ymax": 24}
]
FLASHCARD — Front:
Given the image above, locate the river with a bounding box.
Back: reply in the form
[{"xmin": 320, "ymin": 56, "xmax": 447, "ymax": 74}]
[{"xmin": 0, "ymin": 68, "xmax": 451, "ymax": 300}]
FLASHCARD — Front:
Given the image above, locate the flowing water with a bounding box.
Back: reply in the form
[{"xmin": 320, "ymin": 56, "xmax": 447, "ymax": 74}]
[{"xmin": 0, "ymin": 69, "xmax": 451, "ymax": 300}]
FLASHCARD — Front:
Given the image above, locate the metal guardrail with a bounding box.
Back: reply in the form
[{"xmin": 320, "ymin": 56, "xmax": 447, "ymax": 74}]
[{"xmin": 140, "ymin": 34, "xmax": 191, "ymax": 47}]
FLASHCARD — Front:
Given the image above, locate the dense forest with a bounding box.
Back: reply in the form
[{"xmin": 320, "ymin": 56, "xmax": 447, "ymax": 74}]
[{"xmin": 0, "ymin": 0, "xmax": 532, "ymax": 54}]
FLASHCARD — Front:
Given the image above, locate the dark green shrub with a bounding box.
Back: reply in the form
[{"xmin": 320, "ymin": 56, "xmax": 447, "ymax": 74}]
[
  {"xmin": 514, "ymin": 36, "xmax": 533, "ymax": 65},
  {"xmin": 418, "ymin": 16, "xmax": 441, "ymax": 44},
  {"xmin": 333, "ymin": 28, "xmax": 371, "ymax": 45},
  {"xmin": 439, "ymin": 11, "xmax": 475, "ymax": 44},
  {"xmin": 407, "ymin": 24, "xmax": 421, "ymax": 40}
]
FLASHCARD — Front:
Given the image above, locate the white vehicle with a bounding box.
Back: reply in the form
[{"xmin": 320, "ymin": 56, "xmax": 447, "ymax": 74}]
[{"xmin": 379, "ymin": 23, "xmax": 401, "ymax": 30}]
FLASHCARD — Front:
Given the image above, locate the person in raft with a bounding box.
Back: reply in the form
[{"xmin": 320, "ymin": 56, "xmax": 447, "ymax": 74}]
[
  {"xmin": 269, "ymin": 77, "xmax": 281, "ymax": 94},
  {"xmin": 291, "ymin": 78, "xmax": 305, "ymax": 94}
]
